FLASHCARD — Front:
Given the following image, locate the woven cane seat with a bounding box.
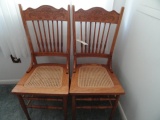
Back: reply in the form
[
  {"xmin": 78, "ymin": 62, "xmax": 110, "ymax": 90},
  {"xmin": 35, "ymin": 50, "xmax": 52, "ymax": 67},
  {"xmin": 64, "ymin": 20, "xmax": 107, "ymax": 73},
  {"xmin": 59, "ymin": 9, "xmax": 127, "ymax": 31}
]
[
  {"xmin": 78, "ymin": 66, "xmax": 114, "ymax": 88},
  {"xmin": 24, "ymin": 66, "xmax": 63, "ymax": 88}
]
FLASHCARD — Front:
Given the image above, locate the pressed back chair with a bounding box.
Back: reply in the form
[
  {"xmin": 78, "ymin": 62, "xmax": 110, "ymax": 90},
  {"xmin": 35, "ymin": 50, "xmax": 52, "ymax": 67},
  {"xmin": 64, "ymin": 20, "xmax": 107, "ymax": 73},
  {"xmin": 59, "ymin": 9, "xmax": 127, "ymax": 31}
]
[
  {"xmin": 70, "ymin": 5, "xmax": 125, "ymax": 120},
  {"xmin": 12, "ymin": 4, "xmax": 71, "ymax": 120}
]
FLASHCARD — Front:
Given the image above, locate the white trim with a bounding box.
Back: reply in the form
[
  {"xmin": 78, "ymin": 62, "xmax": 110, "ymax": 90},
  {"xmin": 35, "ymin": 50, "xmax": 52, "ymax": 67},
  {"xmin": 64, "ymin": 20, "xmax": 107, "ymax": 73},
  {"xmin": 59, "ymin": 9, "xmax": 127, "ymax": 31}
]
[
  {"xmin": 137, "ymin": 0, "xmax": 160, "ymax": 20},
  {"xmin": 138, "ymin": 5, "xmax": 160, "ymax": 20},
  {"xmin": 0, "ymin": 79, "xmax": 19, "ymax": 84},
  {"xmin": 118, "ymin": 102, "xmax": 127, "ymax": 120}
]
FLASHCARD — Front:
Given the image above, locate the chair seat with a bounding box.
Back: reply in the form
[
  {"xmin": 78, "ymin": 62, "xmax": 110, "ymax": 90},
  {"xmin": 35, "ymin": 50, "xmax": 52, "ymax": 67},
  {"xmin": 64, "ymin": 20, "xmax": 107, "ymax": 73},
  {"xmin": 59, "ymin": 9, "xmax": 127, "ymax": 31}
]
[
  {"xmin": 78, "ymin": 65, "xmax": 114, "ymax": 88},
  {"xmin": 24, "ymin": 66, "xmax": 63, "ymax": 88},
  {"xmin": 70, "ymin": 64, "xmax": 125, "ymax": 95},
  {"xmin": 12, "ymin": 64, "xmax": 69, "ymax": 95}
]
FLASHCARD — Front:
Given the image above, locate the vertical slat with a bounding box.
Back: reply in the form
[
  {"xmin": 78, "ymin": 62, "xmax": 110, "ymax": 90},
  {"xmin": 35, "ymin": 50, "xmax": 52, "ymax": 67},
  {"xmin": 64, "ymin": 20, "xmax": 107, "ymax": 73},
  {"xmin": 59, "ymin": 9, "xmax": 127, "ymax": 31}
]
[
  {"xmin": 92, "ymin": 22, "xmax": 96, "ymax": 53},
  {"xmin": 95, "ymin": 22, "xmax": 101, "ymax": 53},
  {"xmin": 52, "ymin": 20, "xmax": 56, "ymax": 52},
  {"xmin": 32, "ymin": 20, "xmax": 41, "ymax": 52},
  {"xmin": 42, "ymin": 20, "xmax": 49, "ymax": 52},
  {"xmin": 38, "ymin": 20, "xmax": 45, "ymax": 52},
  {"xmin": 103, "ymin": 23, "xmax": 111, "ymax": 53},
  {"xmin": 85, "ymin": 22, "xmax": 87, "ymax": 53},
  {"xmin": 99, "ymin": 23, "xmax": 106, "ymax": 53},
  {"xmin": 47, "ymin": 20, "xmax": 52, "ymax": 52},
  {"xmin": 61, "ymin": 21, "xmax": 63, "ymax": 52},
  {"xmin": 57, "ymin": 20, "xmax": 59, "ymax": 52},
  {"xmin": 80, "ymin": 21, "xmax": 83, "ymax": 53},
  {"xmin": 88, "ymin": 22, "xmax": 92, "ymax": 53}
]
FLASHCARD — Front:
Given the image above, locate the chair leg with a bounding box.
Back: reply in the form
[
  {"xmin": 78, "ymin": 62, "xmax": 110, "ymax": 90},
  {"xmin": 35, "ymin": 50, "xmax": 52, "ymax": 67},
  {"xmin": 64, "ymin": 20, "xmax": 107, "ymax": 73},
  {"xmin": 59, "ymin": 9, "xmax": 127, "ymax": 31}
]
[
  {"xmin": 109, "ymin": 95, "xmax": 120, "ymax": 120},
  {"xmin": 17, "ymin": 95, "xmax": 31, "ymax": 120},
  {"xmin": 63, "ymin": 96, "xmax": 68, "ymax": 120},
  {"xmin": 72, "ymin": 96, "xmax": 76, "ymax": 120}
]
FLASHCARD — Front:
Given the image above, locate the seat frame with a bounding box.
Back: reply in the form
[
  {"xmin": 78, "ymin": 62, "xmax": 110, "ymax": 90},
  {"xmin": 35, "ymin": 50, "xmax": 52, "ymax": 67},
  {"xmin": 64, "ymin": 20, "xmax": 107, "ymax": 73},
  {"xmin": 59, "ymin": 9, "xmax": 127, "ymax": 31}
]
[{"xmin": 70, "ymin": 5, "xmax": 125, "ymax": 120}]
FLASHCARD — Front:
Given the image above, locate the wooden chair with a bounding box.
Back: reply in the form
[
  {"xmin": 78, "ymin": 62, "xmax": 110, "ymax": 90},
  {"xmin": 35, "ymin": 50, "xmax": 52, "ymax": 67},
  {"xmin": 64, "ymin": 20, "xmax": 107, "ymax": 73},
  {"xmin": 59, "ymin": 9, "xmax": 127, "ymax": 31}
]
[
  {"xmin": 70, "ymin": 5, "xmax": 125, "ymax": 120},
  {"xmin": 11, "ymin": 4, "xmax": 71, "ymax": 120}
]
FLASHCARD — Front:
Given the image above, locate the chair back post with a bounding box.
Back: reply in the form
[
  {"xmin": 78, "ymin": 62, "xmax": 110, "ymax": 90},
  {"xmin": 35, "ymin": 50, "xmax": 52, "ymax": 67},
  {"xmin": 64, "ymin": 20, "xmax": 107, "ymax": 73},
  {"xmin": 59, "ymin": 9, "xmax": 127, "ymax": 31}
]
[
  {"xmin": 72, "ymin": 5, "xmax": 77, "ymax": 73},
  {"xmin": 108, "ymin": 7, "xmax": 124, "ymax": 70},
  {"xmin": 19, "ymin": 4, "xmax": 37, "ymax": 66},
  {"xmin": 66, "ymin": 5, "xmax": 71, "ymax": 74}
]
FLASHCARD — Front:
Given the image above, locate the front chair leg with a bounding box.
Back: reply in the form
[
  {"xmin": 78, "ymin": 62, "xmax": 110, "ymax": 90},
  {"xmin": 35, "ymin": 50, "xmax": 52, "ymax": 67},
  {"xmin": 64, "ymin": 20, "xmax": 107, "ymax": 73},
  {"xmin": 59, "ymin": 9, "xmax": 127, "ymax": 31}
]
[
  {"xmin": 63, "ymin": 96, "xmax": 68, "ymax": 120},
  {"xmin": 109, "ymin": 95, "xmax": 120, "ymax": 120},
  {"xmin": 17, "ymin": 95, "xmax": 31, "ymax": 120}
]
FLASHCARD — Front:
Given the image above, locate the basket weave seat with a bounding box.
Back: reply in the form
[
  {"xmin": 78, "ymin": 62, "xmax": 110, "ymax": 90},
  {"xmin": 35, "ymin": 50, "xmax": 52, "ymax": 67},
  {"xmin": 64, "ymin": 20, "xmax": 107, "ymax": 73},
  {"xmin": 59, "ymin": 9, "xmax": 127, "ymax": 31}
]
[
  {"xmin": 78, "ymin": 66, "xmax": 114, "ymax": 88},
  {"xmin": 24, "ymin": 66, "xmax": 63, "ymax": 88}
]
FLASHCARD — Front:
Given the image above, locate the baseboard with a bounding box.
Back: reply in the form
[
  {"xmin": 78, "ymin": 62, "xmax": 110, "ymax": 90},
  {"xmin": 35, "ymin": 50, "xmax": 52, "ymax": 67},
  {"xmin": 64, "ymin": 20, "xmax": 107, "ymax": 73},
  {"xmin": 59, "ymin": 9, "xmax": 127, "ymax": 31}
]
[
  {"xmin": 0, "ymin": 79, "xmax": 19, "ymax": 84},
  {"xmin": 118, "ymin": 102, "xmax": 128, "ymax": 120}
]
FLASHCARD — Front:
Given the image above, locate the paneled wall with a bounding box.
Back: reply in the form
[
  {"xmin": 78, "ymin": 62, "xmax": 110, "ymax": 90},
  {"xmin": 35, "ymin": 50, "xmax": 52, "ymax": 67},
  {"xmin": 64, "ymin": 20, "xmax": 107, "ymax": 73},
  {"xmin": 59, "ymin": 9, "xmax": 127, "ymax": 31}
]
[{"xmin": 113, "ymin": 0, "xmax": 160, "ymax": 120}]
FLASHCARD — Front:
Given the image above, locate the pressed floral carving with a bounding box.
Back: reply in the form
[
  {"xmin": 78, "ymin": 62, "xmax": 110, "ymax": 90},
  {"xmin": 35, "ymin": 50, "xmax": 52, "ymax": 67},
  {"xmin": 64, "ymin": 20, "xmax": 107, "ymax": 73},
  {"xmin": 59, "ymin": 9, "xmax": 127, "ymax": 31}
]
[
  {"xmin": 24, "ymin": 5, "xmax": 68, "ymax": 20},
  {"xmin": 75, "ymin": 7, "xmax": 119, "ymax": 23}
]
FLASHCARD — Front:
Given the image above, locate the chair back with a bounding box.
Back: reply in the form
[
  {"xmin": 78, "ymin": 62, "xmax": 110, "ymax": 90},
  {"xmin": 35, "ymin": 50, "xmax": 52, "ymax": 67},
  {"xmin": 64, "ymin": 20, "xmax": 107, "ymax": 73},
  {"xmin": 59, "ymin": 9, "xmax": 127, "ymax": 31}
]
[
  {"xmin": 72, "ymin": 5, "xmax": 124, "ymax": 70},
  {"xmin": 19, "ymin": 5, "xmax": 71, "ymax": 69}
]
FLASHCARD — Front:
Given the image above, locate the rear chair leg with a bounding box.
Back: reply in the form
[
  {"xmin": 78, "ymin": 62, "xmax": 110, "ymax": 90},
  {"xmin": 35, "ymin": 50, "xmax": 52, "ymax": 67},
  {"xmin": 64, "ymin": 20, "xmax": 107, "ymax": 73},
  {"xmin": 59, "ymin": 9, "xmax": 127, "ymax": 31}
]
[
  {"xmin": 109, "ymin": 95, "xmax": 120, "ymax": 120},
  {"xmin": 17, "ymin": 95, "xmax": 31, "ymax": 120},
  {"xmin": 72, "ymin": 96, "xmax": 76, "ymax": 120}
]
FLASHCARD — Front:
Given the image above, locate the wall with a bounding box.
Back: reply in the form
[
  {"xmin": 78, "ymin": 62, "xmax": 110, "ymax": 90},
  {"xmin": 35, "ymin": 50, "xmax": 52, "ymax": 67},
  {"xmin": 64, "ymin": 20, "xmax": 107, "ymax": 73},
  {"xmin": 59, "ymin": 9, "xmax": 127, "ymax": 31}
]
[
  {"xmin": 113, "ymin": 0, "xmax": 160, "ymax": 120},
  {"xmin": 0, "ymin": 50, "xmax": 30, "ymax": 83},
  {"xmin": 0, "ymin": 0, "xmax": 115, "ymax": 82}
]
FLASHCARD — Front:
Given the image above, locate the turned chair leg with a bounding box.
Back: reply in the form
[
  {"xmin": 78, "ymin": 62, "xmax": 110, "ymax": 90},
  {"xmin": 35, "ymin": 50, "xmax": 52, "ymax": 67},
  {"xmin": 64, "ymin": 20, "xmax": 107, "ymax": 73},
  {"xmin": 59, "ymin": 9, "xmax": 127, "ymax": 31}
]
[
  {"xmin": 17, "ymin": 95, "xmax": 31, "ymax": 120},
  {"xmin": 63, "ymin": 96, "xmax": 68, "ymax": 120},
  {"xmin": 109, "ymin": 95, "xmax": 120, "ymax": 120},
  {"xmin": 72, "ymin": 96, "xmax": 76, "ymax": 120}
]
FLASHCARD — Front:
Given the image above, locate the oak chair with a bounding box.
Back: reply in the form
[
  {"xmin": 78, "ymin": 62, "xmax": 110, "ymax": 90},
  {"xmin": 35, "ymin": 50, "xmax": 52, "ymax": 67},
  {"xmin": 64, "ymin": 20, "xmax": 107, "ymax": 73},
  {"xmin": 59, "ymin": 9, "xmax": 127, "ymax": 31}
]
[
  {"xmin": 12, "ymin": 4, "xmax": 71, "ymax": 120},
  {"xmin": 70, "ymin": 5, "xmax": 125, "ymax": 120}
]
